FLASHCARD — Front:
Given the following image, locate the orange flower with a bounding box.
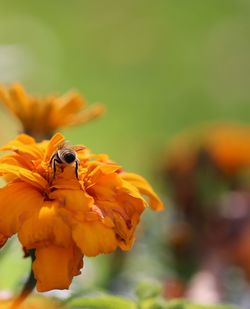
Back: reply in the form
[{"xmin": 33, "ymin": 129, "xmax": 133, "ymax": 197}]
[
  {"xmin": 165, "ymin": 123, "xmax": 250, "ymax": 176},
  {"xmin": 0, "ymin": 133, "xmax": 163, "ymax": 292},
  {"xmin": 204, "ymin": 123, "xmax": 250, "ymax": 174},
  {"xmin": 0, "ymin": 83, "xmax": 105, "ymax": 141}
]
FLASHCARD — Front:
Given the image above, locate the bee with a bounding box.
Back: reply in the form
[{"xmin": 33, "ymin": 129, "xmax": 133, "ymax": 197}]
[{"xmin": 49, "ymin": 142, "xmax": 85, "ymax": 180}]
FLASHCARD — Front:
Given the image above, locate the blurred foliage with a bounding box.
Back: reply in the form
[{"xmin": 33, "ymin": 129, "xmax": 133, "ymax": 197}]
[
  {"xmin": 65, "ymin": 281, "xmax": 239, "ymax": 309},
  {"xmin": 0, "ymin": 239, "xmax": 29, "ymax": 290}
]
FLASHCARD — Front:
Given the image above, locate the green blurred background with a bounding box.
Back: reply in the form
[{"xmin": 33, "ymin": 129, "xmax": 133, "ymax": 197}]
[
  {"xmin": 0, "ymin": 0, "xmax": 250, "ymax": 302},
  {"xmin": 0, "ymin": 0, "xmax": 250, "ymax": 178}
]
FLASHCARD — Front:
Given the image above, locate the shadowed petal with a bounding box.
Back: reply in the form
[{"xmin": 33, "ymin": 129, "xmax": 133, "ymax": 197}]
[
  {"xmin": 0, "ymin": 182, "xmax": 43, "ymax": 239},
  {"xmin": 33, "ymin": 245, "xmax": 83, "ymax": 292},
  {"xmin": 18, "ymin": 201, "xmax": 72, "ymax": 249},
  {"xmin": 49, "ymin": 189, "xmax": 93, "ymax": 220},
  {"xmin": 73, "ymin": 220, "xmax": 118, "ymax": 256}
]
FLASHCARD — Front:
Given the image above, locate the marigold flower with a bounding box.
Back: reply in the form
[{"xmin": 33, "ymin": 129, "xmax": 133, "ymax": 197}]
[
  {"xmin": 0, "ymin": 133, "xmax": 163, "ymax": 292},
  {"xmin": 163, "ymin": 123, "xmax": 250, "ymax": 286},
  {"xmin": 204, "ymin": 123, "xmax": 250, "ymax": 174},
  {"xmin": 165, "ymin": 123, "xmax": 250, "ymax": 176},
  {"xmin": 0, "ymin": 83, "xmax": 105, "ymax": 141}
]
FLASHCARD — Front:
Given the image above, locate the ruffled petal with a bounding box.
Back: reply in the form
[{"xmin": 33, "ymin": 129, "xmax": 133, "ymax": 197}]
[
  {"xmin": 0, "ymin": 134, "xmax": 43, "ymax": 159},
  {"xmin": 0, "ymin": 182, "xmax": 43, "ymax": 239},
  {"xmin": 73, "ymin": 220, "xmax": 117, "ymax": 256},
  {"xmin": 86, "ymin": 163, "xmax": 121, "ymax": 183},
  {"xmin": 86, "ymin": 171, "xmax": 122, "ymax": 201},
  {"xmin": 84, "ymin": 168, "xmax": 152, "ymax": 253},
  {"xmin": 0, "ymin": 163, "xmax": 48, "ymax": 189},
  {"xmin": 113, "ymin": 212, "xmax": 140, "ymax": 251},
  {"xmin": 49, "ymin": 189, "xmax": 93, "ymax": 222},
  {"xmin": 18, "ymin": 201, "xmax": 72, "ymax": 249},
  {"xmin": 33, "ymin": 245, "xmax": 83, "ymax": 292},
  {"xmin": 95, "ymin": 200, "xmax": 141, "ymax": 251},
  {"xmin": 118, "ymin": 179, "xmax": 146, "ymax": 212},
  {"xmin": 121, "ymin": 172, "xmax": 164, "ymax": 211}
]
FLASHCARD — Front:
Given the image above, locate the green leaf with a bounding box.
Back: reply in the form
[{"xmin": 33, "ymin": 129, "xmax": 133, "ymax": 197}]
[
  {"xmin": 186, "ymin": 305, "xmax": 239, "ymax": 309},
  {"xmin": 160, "ymin": 300, "xmax": 189, "ymax": 309},
  {"xmin": 162, "ymin": 299, "xmax": 239, "ymax": 309},
  {"xmin": 135, "ymin": 281, "xmax": 162, "ymax": 300},
  {"xmin": 140, "ymin": 297, "xmax": 169, "ymax": 309},
  {"xmin": 68, "ymin": 295, "xmax": 137, "ymax": 309}
]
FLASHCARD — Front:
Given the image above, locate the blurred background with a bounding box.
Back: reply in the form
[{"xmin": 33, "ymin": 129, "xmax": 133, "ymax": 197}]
[{"xmin": 0, "ymin": 0, "xmax": 250, "ymax": 307}]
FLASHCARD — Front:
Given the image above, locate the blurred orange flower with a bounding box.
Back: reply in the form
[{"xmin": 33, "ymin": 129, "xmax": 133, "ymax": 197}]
[
  {"xmin": 0, "ymin": 83, "xmax": 105, "ymax": 141},
  {"xmin": 165, "ymin": 123, "xmax": 250, "ymax": 176},
  {"xmin": 204, "ymin": 123, "xmax": 250, "ymax": 174},
  {"xmin": 163, "ymin": 123, "xmax": 250, "ymax": 299},
  {"xmin": 0, "ymin": 133, "xmax": 163, "ymax": 292}
]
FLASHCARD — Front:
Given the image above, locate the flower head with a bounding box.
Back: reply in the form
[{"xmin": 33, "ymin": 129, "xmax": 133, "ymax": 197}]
[
  {"xmin": 0, "ymin": 83, "xmax": 105, "ymax": 141},
  {"xmin": 0, "ymin": 133, "xmax": 163, "ymax": 292},
  {"xmin": 204, "ymin": 123, "xmax": 250, "ymax": 174},
  {"xmin": 163, "ymin": 124, "xmax": 250, "ymax": 291},
  {"xmin": 165, "ymin": 123, "xmax": 250, "ymax": 176}
]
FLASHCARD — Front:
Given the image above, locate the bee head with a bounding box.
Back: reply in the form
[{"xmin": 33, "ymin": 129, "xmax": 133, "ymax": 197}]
[
  {"xmin": 58, "ymin": 149, "xmax": 77, "ymax": 164},
  {"xmin": 63, "ymin": 152, "xmax": 76, "ymax": 164}
]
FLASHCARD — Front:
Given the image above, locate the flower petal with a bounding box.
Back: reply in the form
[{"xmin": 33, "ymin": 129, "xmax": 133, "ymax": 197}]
[
  {"xmin": 18, "ymin": 201, "xmax": 72, "ymax": 249},
  {"xmin": 121, "ymin": 173, "xmax": 164, "ymax": 211},
  {"xmin": 0, "ymin": 84, "xmax": 15, "ymax": 112},
  {"xmin": 0, "ymin": 182, "xmax": 43, "ymax": 239},
  {"xmin": 0, "ymin": 134, "xmax": 43, "ymax": 159},
  {"xmin": 73, "ymin": 221, "xmax": 117, "ymax": 256},
  {"xmin": 49, "ymin": 189, "xmax": 93, "ymax": 222},
  {"xmin": 87, "ymin": 163, "xmax": 121, "ymax": 182},
  {"xmin": 0, "ymin": 163, "xmax": 48, "ymax": 189},
  {"xmin": 86, "ymin": 171, "xmax": 122, "ymax": 201},
  {"xmin": 9, "ymin": 83, "xmax": 31, "ymax": 119},
  {"xmin": 0, "ymin": 153, "xmax": 34, "ymax": 170},
  {"xmin": 53, "ymin": 92, "xmax": 83, "ymax": 117},
  {"xmin": 113, "ymin": 212, "xmax": 140, "ymax": 251},
  {"xmin": 44, "ymin": 132, "xmax": 65, "ymax": 162},
  {"xmin": 33, "ymin": 245, "xmax": 83, "ymax": 292},
  {"xmin": 67, "ymin": 103, "xmax": 105, "ymax": 127},
  {"xmin": 95, "ymin": 200, "xmax": 141, "ymax": 251}
]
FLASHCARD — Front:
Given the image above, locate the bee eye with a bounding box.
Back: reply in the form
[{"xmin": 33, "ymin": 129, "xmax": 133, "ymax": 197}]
[{"xmin": 63, "ymin": 152, "xmax": 76, "ymax": 164}]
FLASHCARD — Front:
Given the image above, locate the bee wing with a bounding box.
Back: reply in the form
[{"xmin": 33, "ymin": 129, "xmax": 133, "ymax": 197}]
[
  {"xmin": 57, "ymin": 141, "xmax": 85, "ymax": 152},
  {"xmin": 57, "ymin": 141, "xmax": 69, "ymax": 149}
]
